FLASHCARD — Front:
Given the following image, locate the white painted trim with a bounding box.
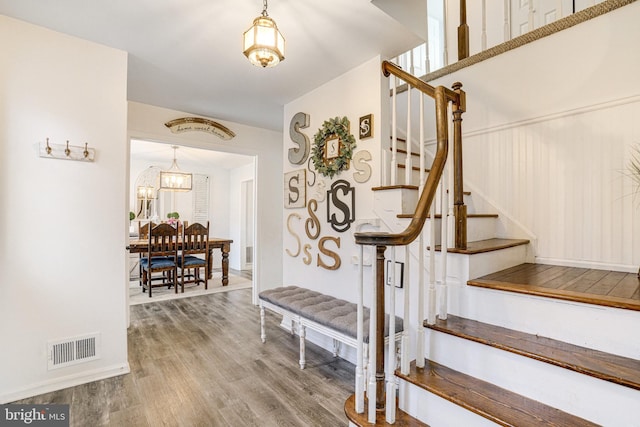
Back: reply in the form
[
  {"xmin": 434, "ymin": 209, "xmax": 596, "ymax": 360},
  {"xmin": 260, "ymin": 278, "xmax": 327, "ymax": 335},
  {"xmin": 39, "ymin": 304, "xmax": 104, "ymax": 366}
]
[
  {"xmin": 423, "ymin": 94, "xmax": 640, "ymax": 144},
  {"xmin": 535, "ymin": 256, "xmax": 639, "ymax": 273},
  {"xmin": 0, "ymin": 363, "xmax": 130, "ymax": 404}
]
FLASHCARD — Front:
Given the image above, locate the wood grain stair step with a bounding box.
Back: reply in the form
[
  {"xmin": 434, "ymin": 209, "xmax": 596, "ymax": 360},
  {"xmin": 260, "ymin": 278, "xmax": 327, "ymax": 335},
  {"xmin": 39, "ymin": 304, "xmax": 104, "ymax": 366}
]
[
  {"xmin": 469, "ymin": 263, "xmax": 640, "ymax": 311},
  {"xmin": 344, "ymin": 394, "xmax": 428, "ymax": 427},
  {"xmin": 425, "ymin": 315, "xmax": 640, "ymax": 390},
  {"xmin": 396, "ymin": 360, "xmax": 598, "ymax": 427},
  {"xmin": 430, "ymin": 238, "xmax": 530, "ymax": 254},
  {"xmin": 398, "ymin": 213, "xmax": 498, "ymax": 219}
]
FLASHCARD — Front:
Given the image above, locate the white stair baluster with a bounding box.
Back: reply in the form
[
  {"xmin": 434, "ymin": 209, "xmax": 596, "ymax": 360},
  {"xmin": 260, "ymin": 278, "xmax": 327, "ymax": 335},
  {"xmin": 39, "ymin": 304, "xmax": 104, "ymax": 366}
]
[
  {"xmin": 386, "ymin": 247, "xmax": 396, "ymax": 423},
  {"xmin": 355, "ymin": 245, "xmax": 365, "ymax": 413},
  {"xmin": 368, "ymin": 253, "xmax": 377, "ymax": 423}
]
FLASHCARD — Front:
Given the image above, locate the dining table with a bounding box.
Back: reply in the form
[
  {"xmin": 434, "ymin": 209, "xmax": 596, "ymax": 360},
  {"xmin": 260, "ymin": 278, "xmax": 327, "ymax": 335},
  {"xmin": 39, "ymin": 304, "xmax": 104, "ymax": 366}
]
[{"xmin": 127, "ymin": 237, "xmax": 233, "ymax": 286}]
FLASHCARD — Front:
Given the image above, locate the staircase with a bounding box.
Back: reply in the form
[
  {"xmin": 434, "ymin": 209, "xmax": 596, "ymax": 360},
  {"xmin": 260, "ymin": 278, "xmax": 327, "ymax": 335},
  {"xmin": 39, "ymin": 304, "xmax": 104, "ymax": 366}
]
[{"xmin": 346, "ymin": 59, "xmax": 639, "ymax": 426}]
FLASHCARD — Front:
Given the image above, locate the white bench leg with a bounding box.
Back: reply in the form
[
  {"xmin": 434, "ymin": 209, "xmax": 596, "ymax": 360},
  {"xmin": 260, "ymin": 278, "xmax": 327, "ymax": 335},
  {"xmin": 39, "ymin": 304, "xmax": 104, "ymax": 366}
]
[
  {"xmin": 260, "ymin": 305, "xmax": 266, "ymax": 343},
  {"xmin": 299, "ymin": 324, "xmax": 306, "ymax": 369}
]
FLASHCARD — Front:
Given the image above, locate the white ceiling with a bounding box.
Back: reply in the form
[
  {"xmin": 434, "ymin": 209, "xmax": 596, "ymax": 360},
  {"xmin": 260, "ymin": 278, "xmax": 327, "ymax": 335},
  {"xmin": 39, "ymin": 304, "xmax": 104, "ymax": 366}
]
[{"xmin": 0, "ymin": 0, "xmax": 421, "ymax": 132}]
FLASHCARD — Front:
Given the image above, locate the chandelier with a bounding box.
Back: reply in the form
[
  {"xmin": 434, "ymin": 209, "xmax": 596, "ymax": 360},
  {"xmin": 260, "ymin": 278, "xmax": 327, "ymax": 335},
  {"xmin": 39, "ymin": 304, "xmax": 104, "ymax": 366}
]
[
  {"xmin": 160, "ymin": 146, "xmax": 192, "ymax": 191},
  {"xmin": 243, "ymin": 0, "xmax": 285, "ymax": 68}
]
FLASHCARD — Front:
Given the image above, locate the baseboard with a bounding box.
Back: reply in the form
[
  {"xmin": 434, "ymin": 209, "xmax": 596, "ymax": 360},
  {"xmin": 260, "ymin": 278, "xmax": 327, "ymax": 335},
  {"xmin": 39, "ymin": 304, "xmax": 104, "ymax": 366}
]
[
  {"xmin": 0, "ymin": 362, "xmax": 130, "ymax": 404},
  {"xmin": 535, "ymin": 257, "xmax": 638, "ymax": 273}
]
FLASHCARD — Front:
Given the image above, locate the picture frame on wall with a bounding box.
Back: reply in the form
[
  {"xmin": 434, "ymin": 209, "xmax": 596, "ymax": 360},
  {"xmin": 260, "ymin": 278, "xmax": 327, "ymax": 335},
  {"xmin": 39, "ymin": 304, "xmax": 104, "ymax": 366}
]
[
  {"xmin": 284, "ymin": 169, "xmax": 306, "ymax": 209},
  {"xmin": 359, "ymin": 114, "xmax": 373, "ymax": 139}
]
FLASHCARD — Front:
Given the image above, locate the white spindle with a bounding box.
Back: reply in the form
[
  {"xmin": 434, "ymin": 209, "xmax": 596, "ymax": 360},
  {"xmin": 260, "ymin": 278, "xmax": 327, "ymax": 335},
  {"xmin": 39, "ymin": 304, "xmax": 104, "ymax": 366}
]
[
  {"xmin": 443, "ymin": 0, "xmax": 449, "ymax": 66},
  {"xmin": 391, "ymin": 77, "xmax": 398, "ymax": 186},
  {"xmin": 386, "ymin": 248, "xmax": 396, "ymax": 423},
  {"xmin": 405, "ymin": 86, "xmax": 413, "ymax": 185},
  {"xmin": 481, "ymin": 0, "xmax": 487, "ymax": 51},
  {"xmin": 504, "ymin": 0, "xmax": 512, "ymax": 41},
  {"xmin": 401, "ymin": 244, "xmax": 410, "ymax": 375},
  {"xmin": 438, "ymin": 164, "xmax": 448, "ymax": 320},
  {"xmin": 427, "ymin": 185, "xmax": 437, "ymax": 325},
  {"xmin": 367, "ymin": 254, "xmax": 377, "ymax": 423},
  {"xmin": 409, "ymin": 49, "xmax": 415, "ymax": 76},
  {"xmin": 416, "ymin": 92, "xmax": 426, "ymax": 367},
  {"xmin": 424, "ymin": 2, "xmax": 430, "ymax": 74},
  {"xmin": 355, "ymin": 245, "xmax": 365, "ymax": 413},
  {"xmin": 528, "ymin": 0, "xmax": 535, "ymax": 32}
]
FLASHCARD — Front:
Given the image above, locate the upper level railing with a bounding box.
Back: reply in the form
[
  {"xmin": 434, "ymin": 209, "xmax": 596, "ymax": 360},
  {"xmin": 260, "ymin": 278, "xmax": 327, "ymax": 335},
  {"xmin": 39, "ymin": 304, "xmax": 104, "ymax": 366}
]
[
  {"xmin": 350, "ymin": 60, "xmax": 465, "ymax": 424},
  {"xmin": 394, "ymin": 0, "xmax": 622, "ymax": 79}
]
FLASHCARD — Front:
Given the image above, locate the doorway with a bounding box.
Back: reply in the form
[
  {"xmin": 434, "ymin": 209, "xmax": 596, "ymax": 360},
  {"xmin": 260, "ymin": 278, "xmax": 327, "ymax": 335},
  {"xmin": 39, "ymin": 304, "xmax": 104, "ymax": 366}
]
[{"xmin": 128, "ymin": 139, "xmax": 256, "ymax": 303}]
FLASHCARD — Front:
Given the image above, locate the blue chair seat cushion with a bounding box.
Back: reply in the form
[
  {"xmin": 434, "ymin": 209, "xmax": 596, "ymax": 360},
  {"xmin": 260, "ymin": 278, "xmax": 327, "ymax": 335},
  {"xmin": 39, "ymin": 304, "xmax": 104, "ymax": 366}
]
[
  {"xmin": 140, "ymin": 256, "xmax": 176, "ymax": 269},
  {"xmin": 178, "ymin": 255, "xmax": 206, "ymax": 268}
]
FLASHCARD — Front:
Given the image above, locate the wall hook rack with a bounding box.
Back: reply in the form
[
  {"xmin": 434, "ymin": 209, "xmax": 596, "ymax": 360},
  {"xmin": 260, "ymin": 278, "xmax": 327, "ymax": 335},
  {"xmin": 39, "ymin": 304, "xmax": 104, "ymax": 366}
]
[{"xmin": 39, "ymin": 138, "xmax": 95, "ymax": 162}]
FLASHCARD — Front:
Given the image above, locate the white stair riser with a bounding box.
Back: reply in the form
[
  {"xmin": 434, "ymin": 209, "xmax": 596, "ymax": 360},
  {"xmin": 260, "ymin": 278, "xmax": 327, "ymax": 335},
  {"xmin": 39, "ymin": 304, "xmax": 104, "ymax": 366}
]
[
  {"xmin": 448, "ymin": 284, "xmax": 640, "ymax": 359},
  {"xmin": 398, "ymin": 379, "xmax": 499, "ymax": 427},
  {"xmin": 424, "ymin": 329, "xmax": 639, "ymax": 427}
]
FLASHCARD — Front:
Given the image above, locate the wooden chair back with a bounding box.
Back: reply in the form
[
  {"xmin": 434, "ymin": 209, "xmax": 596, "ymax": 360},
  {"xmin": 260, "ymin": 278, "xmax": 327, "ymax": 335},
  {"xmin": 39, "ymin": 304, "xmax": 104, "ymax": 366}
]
[
  {"xmin": 181, "ymin": 221, "xmax": 209, "ymax": 256},
  {"xmin": 147, "ymin": 223, "xmax": 179, "ymax": 258},
  {"xmin": 138, "ymin": 221, "xmax": 157, "ymax": 239}
]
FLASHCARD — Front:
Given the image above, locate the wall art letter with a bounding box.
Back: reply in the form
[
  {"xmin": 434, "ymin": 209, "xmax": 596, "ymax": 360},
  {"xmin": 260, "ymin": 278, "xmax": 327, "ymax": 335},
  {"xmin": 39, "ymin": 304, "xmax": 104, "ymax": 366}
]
[
  {"xmin": 302, "ymin": 244, "xmax": 312, "ymax": 265},
  {"xmin": 317, "ymin": 236, "xmax": 341, "ymax": 270},
  {"xmin": 284, "ymin": 169, "xmax": 306, "ymax": 209},
  {"xmin": 352, "ymin": 150, "xmax": 372, "ymax": 183},
  {"xmin": 326, "ymin": 179, "xmax": 355, "ymax": 232},
  {"xmin": 288, "ymin": 112, "xmax": 310, "ymax": 165},
  {"xmin": 285, "ymin": 213, "xmax": 302, "ymax": 257},
  {"xmin": 305, "ymin": 199, "xmax": 321, "ymax": 240}
]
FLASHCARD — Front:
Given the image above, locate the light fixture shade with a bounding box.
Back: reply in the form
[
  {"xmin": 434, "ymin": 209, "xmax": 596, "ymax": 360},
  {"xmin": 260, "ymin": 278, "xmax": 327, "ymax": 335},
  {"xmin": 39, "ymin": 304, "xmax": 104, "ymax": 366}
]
[
  {"xmin": 243, "ymin": 15, "xmax": 285, "ymax": 68},
  {"xmin": 137, "ymin": 185, "xmax": 156, "ymax": 200},
  {"xmin": 160, "ymin": 146, "xmax": 192, "ymax": 191}
]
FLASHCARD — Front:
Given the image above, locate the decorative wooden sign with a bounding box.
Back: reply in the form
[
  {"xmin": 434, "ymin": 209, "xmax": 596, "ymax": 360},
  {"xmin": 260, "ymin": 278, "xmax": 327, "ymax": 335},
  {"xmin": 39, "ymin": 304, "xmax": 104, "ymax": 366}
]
[
  {"xmin": 164, "ymin": 117, "xmax": 235, "ymax": 140},
  {"xmin": 359, "ymin": 114, "xmax": 373, "ymax": 139},
  {"xmin": 288, "ymin": 112, "xmax": 310, "ymax": 165},
  {"xmin": 284, "ymin": 169, "xmax": 306, "ymax": 209},
  {"xmin": 326, "ymin": 179, "xmax": 355, "ymax": 233}
]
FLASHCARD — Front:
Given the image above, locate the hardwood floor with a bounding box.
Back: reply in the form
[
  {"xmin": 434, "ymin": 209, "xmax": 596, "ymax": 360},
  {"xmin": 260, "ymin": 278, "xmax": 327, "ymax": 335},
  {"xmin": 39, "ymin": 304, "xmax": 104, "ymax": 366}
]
[
  {"xmin": 469, "ymin": 263, "xmax": 640, "ymax": 311},
  {"xmin": 14, "ymin": 289, "xmax": 355, "ymax": 426}
]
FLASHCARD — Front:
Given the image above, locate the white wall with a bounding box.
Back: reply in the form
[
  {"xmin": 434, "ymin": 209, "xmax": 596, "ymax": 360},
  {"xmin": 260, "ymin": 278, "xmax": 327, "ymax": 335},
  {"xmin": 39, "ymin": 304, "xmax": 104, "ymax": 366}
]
[
  {"xmin": 0, "ymin": 16, "xmax": 129, "ymax": 402},
  {"xmin": 429, "ymin": 3, "xmax": 640, "ymax": 270},
  {"xmin": 127, "ymin": 102, "xmax": 283, "ymax": 300},
  {"xmin": 282, "ymin": 56, "xmax": 386, "ymax": 304},
  {"xmin": 230, "ymin": 163, "xmax": 256, "ymax": 270}
]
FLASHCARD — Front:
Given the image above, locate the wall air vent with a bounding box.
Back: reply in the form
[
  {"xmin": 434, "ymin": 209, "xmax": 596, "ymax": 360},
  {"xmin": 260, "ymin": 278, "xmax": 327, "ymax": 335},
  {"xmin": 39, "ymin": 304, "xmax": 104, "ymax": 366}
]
[{"xmin": 47, "ymin": 333, "xmax": 101, "ymax": 370}]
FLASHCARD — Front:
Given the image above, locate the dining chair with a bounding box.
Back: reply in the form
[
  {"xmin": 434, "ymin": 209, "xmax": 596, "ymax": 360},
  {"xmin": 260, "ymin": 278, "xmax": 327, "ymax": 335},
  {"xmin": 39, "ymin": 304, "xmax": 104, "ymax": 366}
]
[
  {"xmin": 140, "ymin": 223, "xmax": 179, "ymax": 297},
  {"xmin": 177, "ymin": 221, "xmax": 210, "ymax": 293}
]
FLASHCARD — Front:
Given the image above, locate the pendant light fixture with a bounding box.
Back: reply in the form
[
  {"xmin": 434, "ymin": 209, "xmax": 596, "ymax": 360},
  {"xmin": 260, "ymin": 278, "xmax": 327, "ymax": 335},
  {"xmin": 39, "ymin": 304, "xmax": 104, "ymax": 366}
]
[
  {"xmin": 243, "ymin": 0, "xmax": 285, "ymax": 68},
  {"xmin": 160, "ymin": 146, "xmax": 192, "ymax": 191}
]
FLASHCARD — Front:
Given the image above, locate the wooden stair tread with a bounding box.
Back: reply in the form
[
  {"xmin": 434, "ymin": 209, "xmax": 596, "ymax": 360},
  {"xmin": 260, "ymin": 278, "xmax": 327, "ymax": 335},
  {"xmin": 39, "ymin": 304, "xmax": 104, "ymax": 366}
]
[
  {"xmin": 430, "ymin": 238, "xmax": 530, "ymax": 254},
  {"xmin": 397, "ymin": 360, "xmax": 598, "ymax": 427},
  {"xmin": 397, "ymin": 163, "xmax": 430, "ymax": 172},
  {"xmin": 372, "ymin": 185, "xmax": 419, "ymax": 191},
  {"xmin": 425, "ymin": 315, "xmax": 640, "ymax": 390},
  {"xmin": 344, "ymin": 394, "xmax": 428, "ymax": 427},
  {"xmin": 469, "ymin": 263, "xmax": 640, "ymax": 311}
]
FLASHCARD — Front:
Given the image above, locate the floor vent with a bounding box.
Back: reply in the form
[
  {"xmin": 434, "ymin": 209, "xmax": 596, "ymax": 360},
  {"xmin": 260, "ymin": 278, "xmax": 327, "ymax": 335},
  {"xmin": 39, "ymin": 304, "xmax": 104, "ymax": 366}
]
[{"xmin": 47, "ymin": 333, "xmax": 101, "ymax": 370}]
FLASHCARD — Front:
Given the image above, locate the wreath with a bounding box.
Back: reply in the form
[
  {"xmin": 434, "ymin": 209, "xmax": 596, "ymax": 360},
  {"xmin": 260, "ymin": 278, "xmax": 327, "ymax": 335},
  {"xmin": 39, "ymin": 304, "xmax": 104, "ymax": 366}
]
[{"xmin": 311, "ymin": 116, "xmax": 356, "ymax": 178}]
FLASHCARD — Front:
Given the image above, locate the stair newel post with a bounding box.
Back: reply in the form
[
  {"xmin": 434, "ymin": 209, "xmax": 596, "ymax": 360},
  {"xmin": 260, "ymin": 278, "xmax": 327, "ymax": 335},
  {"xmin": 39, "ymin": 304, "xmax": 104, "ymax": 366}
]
[
  {"xmin": 375, "ymin": 245, "xmax": 387, "ymax": 412},
  {"xmin": 452, "ymin": 82, "xmax": 467, "ymax": 250},
  {"xmin": 386, "ymin": 247, "xmax": 397, "ymax": 423},
  {"xmin": 405, "ymin": 85, "xmax": 413, "ymax": 185},
  {"xmin": 355, "ymin": 244, "xmax": 365, "ymax": 414}
]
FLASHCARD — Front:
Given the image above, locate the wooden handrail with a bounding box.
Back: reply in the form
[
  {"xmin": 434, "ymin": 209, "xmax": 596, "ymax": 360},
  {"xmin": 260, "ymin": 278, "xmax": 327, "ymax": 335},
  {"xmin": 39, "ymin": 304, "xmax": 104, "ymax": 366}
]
[{"xmin": 354, "ymin": 61, "xmax": 458, "ymax": 248}]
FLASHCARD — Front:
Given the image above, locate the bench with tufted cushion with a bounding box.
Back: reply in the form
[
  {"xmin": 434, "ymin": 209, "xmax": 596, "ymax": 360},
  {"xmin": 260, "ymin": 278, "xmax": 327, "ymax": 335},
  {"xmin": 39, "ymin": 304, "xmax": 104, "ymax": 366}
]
[{"xmin": 259, "ymin": 285, "xmax": 404, "ymax": 369}]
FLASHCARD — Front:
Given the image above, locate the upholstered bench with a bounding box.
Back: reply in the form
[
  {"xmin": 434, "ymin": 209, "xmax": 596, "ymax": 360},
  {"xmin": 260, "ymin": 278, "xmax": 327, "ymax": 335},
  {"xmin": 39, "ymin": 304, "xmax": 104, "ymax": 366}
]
[{"xmin": 259, "ymin": 285, "xmax": 404, "ymax": 369}]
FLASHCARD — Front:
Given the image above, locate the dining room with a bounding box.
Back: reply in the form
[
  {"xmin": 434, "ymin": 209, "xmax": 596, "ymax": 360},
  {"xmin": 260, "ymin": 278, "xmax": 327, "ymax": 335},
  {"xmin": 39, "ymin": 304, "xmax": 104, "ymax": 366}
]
[{"xmin": 128, "ymin": 139, "xmax": 256, "ymax": 304}]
